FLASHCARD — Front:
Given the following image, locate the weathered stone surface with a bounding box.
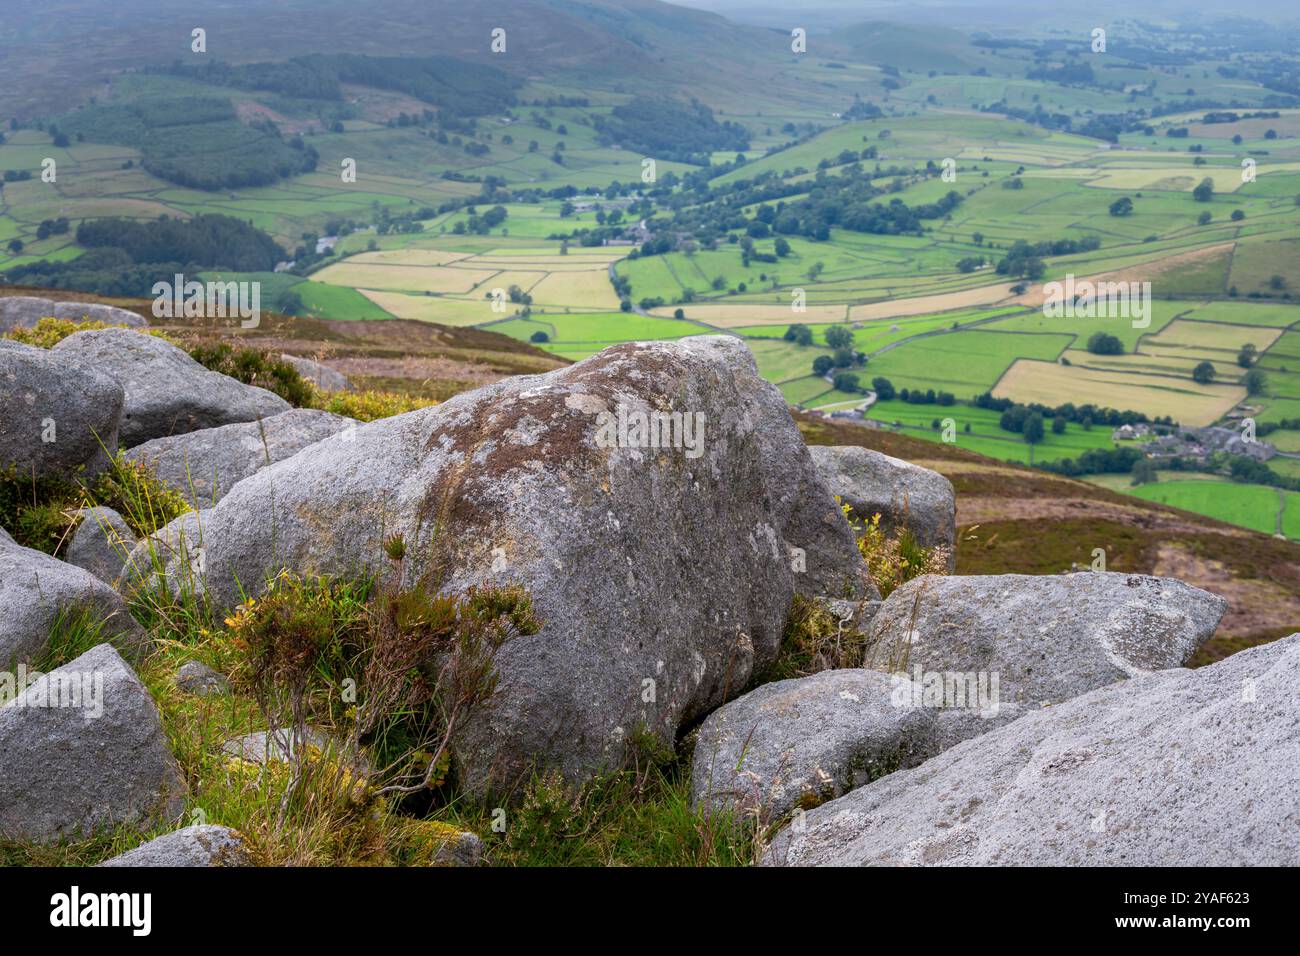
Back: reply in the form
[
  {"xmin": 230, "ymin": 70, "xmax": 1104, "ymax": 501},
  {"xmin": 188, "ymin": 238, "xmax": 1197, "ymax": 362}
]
[
  {"xmin": 124, "ymin": 409, "xmax": 355, "ymax": 507},
  {"xmin": 52, "ymin": 329, "xmax": 290, "ymax": 446},
  {"xmin": 866, "ymin": 572, "xmax": 1226, "ymax": 706},
  {"xmin": 0, "ymin": 526, "xmax": 147, "ymax": 667},
  {"xmin": 66, "ymin": 506, "xmax": 137, "ymax": 586},
  {"xmin": 0, "ymin": 644, "xmax": 186, "ymax": 843},
  {"xmin": 765, "ymin": 633, "xmax": 1300, "ymax": 866},
  {"xmin": 281, "ymin": 353, "xmax": 351, "ymax": 392},
  {"xmin": 0, "ymin": 339, "xmax": 124, "ymax": 477},
  {"xmin": 809, "ymin": 444, "xmax": 956, "ymax": 569},
  {"xmin": 692, "ymin": 668, "xmax": 1021, "ymax": 820},
  {"xmin": 221, "ymin": 727, "xmax": 332, "ymax": 766},
  {"xmin": 136, "ymin": 337, "xmax": 869, "ymax": 795},
  {"xmin": 175, "ymin": 660, "xmax": 229, "ymax": 697},
  {"xmin": 0, "ymin": 295, "xmax": 146, "ymax": 334},
  {"xmin": 99, "ymin": 825, "xmax": 251, "ymax": 867}
]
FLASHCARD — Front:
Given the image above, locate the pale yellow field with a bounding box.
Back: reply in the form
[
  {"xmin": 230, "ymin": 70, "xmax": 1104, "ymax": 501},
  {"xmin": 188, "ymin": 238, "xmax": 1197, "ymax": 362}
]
[
  {"xmin": 314, "ymin": 262, "xmax": 500, "ymax": 293},
  {"xmin": 1083, "ymin": 167, "xmax": 1249, "ymax": 193},
  {"xmin": 347, "ymin": 249, "xmax": 473, "ymax": 266},
  {"xmin": 1143, "ymin": 319, "xmax": 1283, "ymax": 352},
  {"xmin": 358, "ymin": 289, "xmax": 499, "ymax": 326},
  {"xmin": 994, "ymin": 359, "xmax": 1245, "ymax": 427},
  {"xmin": 528, "ymin": 269, "xmax": 623, "ymax": 309},
  {"xmin": 1064, "ymin": 350, "xmax": 1246, "ymax": 379}
]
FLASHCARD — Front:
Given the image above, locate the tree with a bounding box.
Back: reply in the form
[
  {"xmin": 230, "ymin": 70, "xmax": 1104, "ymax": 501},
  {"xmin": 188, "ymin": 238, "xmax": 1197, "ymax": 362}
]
[
  {"xmin": 1193, "ymin": 177, "xmax": 1214, "ymax": 202},
  {"xmin": 783, "ymin": 323, "xmax": 813, "ymax": 346},
  {"xmin": 529, "ymin": 330, "xmax": 550, "ymax": 343},
  {"xmin": 1192, "ymin": 360, "xmax": 1216, "ymax": 385},
  {"xmin": 673, "ymin": 308, "xmax": 685, "ymax": 320},
  {"xmin": 1230, "ymin": 209, "xmax": 1245, "ymax": 221},
  {"xmin": 871, "ymin": 376, "xmax": 896, "ymax": 400},
  {"xmin": 6, "ymin": 238, "xmax": 22, "ymax": 255},
  {"xmin": 774, "ymin": 237, "xmax": 791, "ymax": 257},
  {"xmin": 1109, "ymin": 196, "xmax": 1134, "ymax": 216},
  {"xmin": 812, "ymin": 355, "xmax": 834, "ymax": 376},
  {"xmin": 824, "ymin": 325, "xmax": 855, "ymax": 351},
  {"xmin": 1051, "ymin": 415, "xmax": 1066, "ymax": 435},
  {"xmin": 1243, "ymin": 368, "xmax": 1268, "ymax": 396},
  {"xmin": 832, "ymin": 371, "xmax": 860, "ymax": 393},
  {"xmin": 1130, "ymin": 457, "xmax": 1158, "ymax": 486},
  {"xmin": 1023, "ymin": 412, "xmax": 1045, "ymax": 445},
  {"xmin": 1086, "ymin": 332, "xmax": 1124, "ymax": 355},
  {"xmin": 274, "ymin": 289, "xmax": 305, "ymax": 316},
  {"xmin": 1197, "ymin": 211, "xmax": 1212, "ymax": 225},
  {"xmin": 1238, "ymin": 344, "xmax": 1257, "ymax": 368}
]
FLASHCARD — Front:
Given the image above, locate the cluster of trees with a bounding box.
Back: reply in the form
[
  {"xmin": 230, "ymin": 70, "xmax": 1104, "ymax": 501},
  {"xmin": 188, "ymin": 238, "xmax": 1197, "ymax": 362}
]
[
  {"xmin": 973, "ymin": 392, "xmax": 1166, "ymax": 430},
  {"xmin": 4, "ymin": 214, "xmax": 284, "ymax": 295},
  {"xmin": 593, "ymin": 97, "xmax": 749, "ymax": 165},
  {"xmin": 996, "ymin": 236, "xmax": 1102, "ymax": 279},
  {"xmin": 150, "ymin": 54, "xmax": 519, "ymax": 117},
  {"xmin": 56, "ymin": 97, "xmax": 317, "ymax": 191},
  {"xmin": 1041, "ymin": 447, "xmax": 1146, "ymax": 477}
]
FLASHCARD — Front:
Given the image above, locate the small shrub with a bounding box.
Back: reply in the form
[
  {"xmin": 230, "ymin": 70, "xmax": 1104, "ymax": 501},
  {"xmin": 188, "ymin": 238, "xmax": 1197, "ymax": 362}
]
[
  {"xmin": 313, "ymin": 389, "xmax": 438, "ymax": 422},
  {"xmin": 187, "ymin": 342, "xmax": 316, "ymax": 407}
]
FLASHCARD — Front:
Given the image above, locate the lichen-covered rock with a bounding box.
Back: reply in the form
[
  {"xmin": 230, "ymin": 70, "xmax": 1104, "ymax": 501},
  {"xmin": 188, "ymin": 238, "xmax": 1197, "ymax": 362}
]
[
  {"xmin": 808, "ymin": 444, "xmax": 956, "ymax": 570},
  {"xmin": 691, "ymin": 668, "xmax": 1022, "ymax": 820},
  {"xmin": 0, "ymin": 339, "xmax": 124, "ymax": 478},
  {"xmin": 52, "ymin": 329, "xmax": 289, "ymax": 446},
  {"xmin": 99, "ymin": 825, "xmax": 251, "ymax": 867},
  {"xmin": 221, "ymin": 727, "xmax": 333, "ymax": 766},
  {"xmin": 281, "ymin": 353, "xmax": 351, "ymax": 392},
  {"xmin": 174, "ymin": 660, "xmax": 229, "ymax": 696},
  {"xmin": 124, "ymin": 408, "xmax": 355, "ymax": 507},
  {"xmin": 0, "ymin": 295, "xmax": 146, "ymax": 334},
  {"xmin": 866, "ymin": 572, "xmax": 1226, "ymax": 706},
  {"xmin": 0, "ymin": 526, "xmax": 147, "ymax": 667},
  {"xmin": 0, "ymin": 644, "xmax": 186, "ymax": 843},
  {"xmin": 135, "ymin": 337, "xmax": 869, "ymax": 795},
  {"xmin": 65, "ymin": 506, "xmax": 137, "ymax": 586},
  {"xmin": 765, "ymin": 633, "xmax": 1300, "ymax": 866}
]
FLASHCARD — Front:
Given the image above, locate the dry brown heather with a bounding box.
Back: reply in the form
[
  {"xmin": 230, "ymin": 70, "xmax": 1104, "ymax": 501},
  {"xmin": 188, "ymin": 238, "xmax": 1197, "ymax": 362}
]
[{"xmin": 795, "ymin": 413, "xmax": 1300, "ymax": 666}]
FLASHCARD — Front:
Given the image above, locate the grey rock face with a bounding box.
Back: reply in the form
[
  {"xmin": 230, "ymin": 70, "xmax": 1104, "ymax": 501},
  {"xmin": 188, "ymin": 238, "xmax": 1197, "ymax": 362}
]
[
  {"xmin": 430, "ymin": 829, "xmax": 483, "ymax": 867},
  {"xmin": 124, "ymin": 409, "xmax": 355, "ymax": 507},
  {"xmin": 66, "ymin": 506, "xmax": 138, "ymax": 586},
  {"xmin": 0, "ymin": 339, "xmax": 124, "ymax": 477},
  {"xmin": 281, "ymin": 353, "xmax": 351, "ymax": 392},
  {"xmin": 52, "ymin": 329, "xmax": 290, "ymax": 446},
  {"xmin": 866, "ymin": 572, "xmax": 1226, "ymax": 706},
  {"xmin": 0, "ymin": 644, "xmax": 186, "ymax": 843},
  {"xmin": 221, "ymin": 727, "xmax": 333, "ymax": 766},
  {"xmin": 136, "ymin": 337, "xmax": 869, "ymax": 795},
  {"xmin": 99, "ymin": 825, "xmax": 251, "ymax": 867},
  {"xmin": 0, "ymin": 296, "xmax": 146, "ymax": 334},
  {"xmin": 809, "ymin": 444, "xmax": 956, "ymax": 569},
  {"xmin": 766, "ymin": 633, "xmax": 1300, "ymax": 866},
  {"xmin": 692, "ymin": 668, "xmax": 1021, "ymax": 820},
  {"xmin": 0, "ymin": 528, "xmax": 147, "ymax": 667},
  {"xmin": 174, "ymin": 660, "xmax": 229, "ymax": 696}
]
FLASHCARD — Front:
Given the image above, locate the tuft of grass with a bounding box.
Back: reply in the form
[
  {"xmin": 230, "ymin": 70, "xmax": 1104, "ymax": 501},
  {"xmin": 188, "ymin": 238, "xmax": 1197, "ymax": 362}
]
[
  {"xmin": 0, "ymin": 453, "xmax": 191, "ymax": 555},
  {"xmin": 764, "ymin": 593, "xmax": 869, "ymax": 681},
  {"xmin": 314, "ymin": 388, "xmax": 438, "ymax": 422},
  {"xmin": 187, "ymin": 341, "xmax": 317, "ymax": 407}
]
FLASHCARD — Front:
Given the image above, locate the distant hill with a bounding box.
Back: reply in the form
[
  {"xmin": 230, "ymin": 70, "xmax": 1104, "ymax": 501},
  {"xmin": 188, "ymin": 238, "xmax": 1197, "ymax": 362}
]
[{"xmin": 835, "ymin": 21, "xmax": 993, "ymax": 74}]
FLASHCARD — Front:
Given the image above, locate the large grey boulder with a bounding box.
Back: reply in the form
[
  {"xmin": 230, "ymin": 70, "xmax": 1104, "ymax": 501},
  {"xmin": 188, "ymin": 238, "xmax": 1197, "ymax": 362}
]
[
  {"xmin": 692, "ymin": 668, "xmax": 1021, "ymax": 821},
  {"xmin": 124, "ymin": 408, "xmax": 355, "ymax": 507},
  {"xmin": 66, "ymin": 506, "xmax": 137, "ymax": 586},
  {"xmin": 99, "ymin": 825, "xmax": 251, "ymax": 867},
  {"xmin": 52, "ymin": 329, "xmax": 290, "ymax": 446},
  {"xmin": 0, "ymin": 295, "xmax": 146, "ymax": 334},
  {"xmin": 0, "ymin": 339, "xmax": 124, "ymax": 477},
  {"xmin": 0, "ymin": 526, "xmax": 147, "ymax": 667},
  {"xmin": 766, "ymin": 633, "xmax": 1300, "ymax": 866},
  {"xmin": 866, "ymin": 572, "xmax": 1226, "ymax": 706},
  {"xmin": 0, "ymin": 644, "xmax": 186, "ymax": 843},
  {"xmin": 133, "ymin": 337, "xmax": 869, "ymax": 795},
  {"xmin": 809, "ymin": 444, "xmax": 956, "ymax": 570},
  {"xmin": 281, "ymin": 353, "xmax": 352, "ymax": 392}
]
